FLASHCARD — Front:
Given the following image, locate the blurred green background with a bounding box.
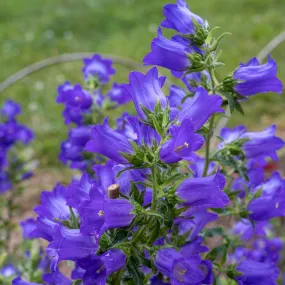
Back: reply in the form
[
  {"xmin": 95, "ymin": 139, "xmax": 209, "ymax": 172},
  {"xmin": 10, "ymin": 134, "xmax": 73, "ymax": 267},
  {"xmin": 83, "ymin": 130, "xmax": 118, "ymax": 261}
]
[{"xmin": 0, "ymin": 0, "xmax": 285, "ymax": 170}]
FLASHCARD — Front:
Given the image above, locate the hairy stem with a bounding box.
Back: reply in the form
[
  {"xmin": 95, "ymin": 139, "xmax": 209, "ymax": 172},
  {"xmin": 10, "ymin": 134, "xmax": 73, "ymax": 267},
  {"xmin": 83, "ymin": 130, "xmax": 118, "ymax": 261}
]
[{"xmin": 151, "ymin": 163, "xmax": 158, "ymax": 210}]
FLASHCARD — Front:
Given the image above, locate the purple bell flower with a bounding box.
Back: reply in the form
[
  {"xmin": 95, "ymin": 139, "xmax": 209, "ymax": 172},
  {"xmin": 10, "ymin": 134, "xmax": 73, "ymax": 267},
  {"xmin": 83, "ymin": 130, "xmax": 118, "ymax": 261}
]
[
  {"xmin": 160, "ymin": 119, "xmax": 204, "ymax": 163},
  {"xmin": 107, "ymin": 82, "xmax": 131, "ymax": 105},
  {"xmin": 176, "ymin": 173, "xmax": 229, "ymax": 208},
  {"xmin": 0, "ymin": 171, "xmax": 12, "ymax": 193},
  {"xmin": 1, "ymin": 99, "xmax": 21, "ymax": 120},
  {"xmin": 46, "ymin": 225, "xmax": 99, "ymax": 271},
  {"xmin": 85, "ymin": 118, "xmax": 133, "ymax": 164},
  {"xmin": 234, "ymin": 220, "xmax": 270, "ymax": 241},
  {"xmin": 143, "ymin": 28, "xmax": 191, "ymax": 73},
  {"xmin": 236, "ymin": 260, "xmax": 279, "ymax": 285},
  {"xmin": 82, "ymin": 54, "xmax": 115, "ymax": 84},
  {"xmin": 161, "ymin": 0, "xmax": 205, "ymax": 34},
  {"xmin": 168, "ymin": 85, "xmax": 188, "ymax": 120},
  {"xmin": 121, "ymin": 67, "xmax": 167, "ymax": 120},
  {"xmin": 79, "ymin": 186, "xmax": 134, "ymax": 236},
  {"xmin": 78, "ymin": 249, "xmax": 126, "ymax": 285},
  {"xmin": 30, "ymin": 183, "xmax": 70, "ymax": 241},
  {"xmin": 42, "ymin": 270, "xmax": 71, "ymax": 285},
  {"xmin": 177, "ymin": 87, "xmax": 224, "ymax": 131},
  {"xmin": 154, "ymin": 248, "xmax": 209, "ymax": 285},
  {"xmin": 233, "ymin": 55, "xmax": 283, "ymax": 96},
  {"xmin": 242, "ymin": 125, "xmax": 284, "ymax": 162}
]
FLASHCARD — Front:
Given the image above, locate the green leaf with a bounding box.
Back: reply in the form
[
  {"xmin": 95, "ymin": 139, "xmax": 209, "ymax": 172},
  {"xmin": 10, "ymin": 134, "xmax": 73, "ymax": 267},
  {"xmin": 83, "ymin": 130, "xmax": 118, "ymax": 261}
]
[
  {"xmin": 234, "ymin": 101, "xmax": 244, "ymax": 115},
  {"xmin": 126, "ymin": 256, "xmax": 145, "ymax": 285},
  {"xmin": 147, "ymin": 218, "xmax": 161, "ymax": 245},
  {"xmin": 130, "ymin": 181, "xmax": 145, "ymax": 205},
  {"xmin": 206, "ymin": 244, "xmax": 228, "ymax": 263}
]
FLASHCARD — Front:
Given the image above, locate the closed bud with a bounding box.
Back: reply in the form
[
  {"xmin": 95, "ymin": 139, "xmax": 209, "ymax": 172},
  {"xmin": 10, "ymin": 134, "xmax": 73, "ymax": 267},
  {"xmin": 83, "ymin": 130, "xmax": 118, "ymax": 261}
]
[
  {"xmin": 186, "ymin": 53, "xmax": 206, "ymax": 73},
  {"xmin": 223, "ymin": 76, "xmax": 237, "ymax": 93}
]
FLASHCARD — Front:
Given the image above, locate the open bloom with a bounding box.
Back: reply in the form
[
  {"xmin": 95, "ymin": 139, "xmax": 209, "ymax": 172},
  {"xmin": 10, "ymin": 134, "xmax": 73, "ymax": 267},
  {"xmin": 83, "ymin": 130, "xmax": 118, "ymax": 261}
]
[
  {"xmin": 85, "ymin": 118, "xmax": 133, "ymax": 164},
  {"xmin": 177, "ymin": 87, "xmax": 223, "ymax": 131},
  {"xmin": 160, "ymin": 119, "xmax": 204, "ymax": 163},
  {"xmin": 30, "ymin": 184, "xmax": 70, "ymax": 241},
  {"xmin": 79, "ymin": 185, "xmax": 134, "ymax": 236},
  {"xmin": 177, "ymin": 173, "xmax": 229, "ymax": 208},
  {"xmin": 236, "ymin": 260, "xmax": 279, "ymax": 285},
  {"xmin": 78, "ymin": 249, "xmax": 126, "ymax": 285},
  {"xmin": 82, "ymin": 54, "xmax": 115, "ymax": 84},
  {"xmin": 161, "ymin": 0, "xmax": 205, "ymax": 34},
  {"xmin": 143, "ymin": 28, "xmax": 191, "ymax": 72},
  {"xmin": 233, "ymin": 55, "xmax": 283, "ymax": 96},
  {"xmin": 1, "ymin": 99, "xmax": 21, "ymax": 120},
  {"xmin": 42, "ymin": 270, "xmax": 71, "ymax": 285},
  {"xmin": 121, "ymin": 67, "xmax": 167, "ymax": 120},
  {"xmin": 154, "ymin": 247, "xmax": 212, "ymax": 285}
]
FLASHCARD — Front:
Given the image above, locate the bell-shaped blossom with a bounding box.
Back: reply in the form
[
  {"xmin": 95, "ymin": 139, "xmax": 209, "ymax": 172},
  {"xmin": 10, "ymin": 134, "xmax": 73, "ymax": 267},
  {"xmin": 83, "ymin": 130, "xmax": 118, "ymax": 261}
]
[
  {"xmin": 85, "ymin": 118, "xmax": 133, "ymax": 164},
  {"xmin": 233, "ymin": 56, "xmax": 283, "ymax": 96},
  {"xmin": 154, "ymin": 247, "xmax": 211, "ymax": 285},
  {"xmin": 79, "ymin": 186, "xmax": 134, "ymax": 236},
  {"xmin": 0, "ymin": 171, "xmax": 12, "ymax": 193},
  {"xmin": 47, "ymin": 225, "xmax": 99, "ymax": 270},
  {"xmin": 121, "ymin": 67, "xmax": 167, "ymax": 120},
  {"xmin": 143, "ymin": 28, "xmax": 191, "ymax": 72},
  {"xmin": 42, "ymin": 270, "xmax": 71, "ymax": 285},
  {"xmin": 235, "ymin": 260, "xmax": 279, "ymax": 285},
  {"xmin": 160, "ymin": 119, "xmax": 204, "ymax": 163},
  {"xmin": 177, "ymin": 173, "xmax": 229, "ymax": 208},
  {"xmin": 57, "ymin": 82, "xmax": 93, "ymax": 109},
  {"xmin": 82, "ymin": 54, "xmax": 115, "ymax": 84},
  {"xmin": 161, "ymin": 0, "xmax": 205, "ymax": 34},
  {"xmin": 107, "ymin": 82, "xmax": 131, "ymax": 105},
  {"xmin": 177, "ymin": 87, "xmax": 223, "ymax": 131},
  {"xmin": 1, "ymin": 99, "xmax": 21, "ymax": 120},
  {"xmin": 30, "ymin": 184, "xmax": 70, "ymax": 241},
  {"xmin": 233, "ymin": 220, "xmax": 271, "ymax": 241},
  {"xmin": 248, "ymin": 190, "xmax": 285, "ymax": 221},
  {"xmin": 242, "ymin": 125, "xmax": 284, "ymax": 162},
  {"xmin": 189, "ymin": 156, "xmax": 216, "ymax": 177},
  {"xmin": 78, "ymin": 249, "xmax": 126, "ymax": 285}
]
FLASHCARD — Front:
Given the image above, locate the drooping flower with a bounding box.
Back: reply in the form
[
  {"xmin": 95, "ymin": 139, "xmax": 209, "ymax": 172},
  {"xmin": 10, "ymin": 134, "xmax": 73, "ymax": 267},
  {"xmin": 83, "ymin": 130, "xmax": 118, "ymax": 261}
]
[
  {"xmin": 235, "ymin": 260, "xmax": 279, "ymax": 285},
  {"xmin": 143, "ymin": 28, "xmax": 191, "ymax": 73},
  {"xmin": 176, "ymin": 173, "xmax": 229, "ymax": 208},
  {"xmin": 121, "ymin": 67, "xmax": 167, "ymax": 120},
  {"xmin": 160, "ymin": 119, "xmax": 204, "ymax": 163},
  {"xmin": 77, "ymin": 249, "xmax": 126, "ymax": 285},
  {"xmin": 233, "ymin": 55, "xmax": 283, "ymax": 96},
  {"xmin": 85, "ymin": 118, "xmax": 134, "ymax": 164},
  {"xmin": 46, "ymin": 225, "xmax": 99, "ymax": 270},
  {"xmin": 82, "ymin": 54, "xmax": 115, "ymax": 84},
  {"xmin": 161, "ymin": 0, "xmax": 205, "ymax": 34},
  {"xmin": 177, "ymin": 87, "xmax": 223, "ymax": 131},
  {"xmin": 1, "ymin": 264, "xmax": 17, "ymax": 277}
]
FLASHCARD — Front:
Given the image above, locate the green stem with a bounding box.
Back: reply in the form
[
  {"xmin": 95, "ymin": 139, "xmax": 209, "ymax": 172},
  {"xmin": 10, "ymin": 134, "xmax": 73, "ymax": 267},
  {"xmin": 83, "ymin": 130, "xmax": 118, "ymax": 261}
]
[
  {"xmin": 131, "ymin": 223, "xmax": 148, "ymax": 245},
  {"xmin": 202, "ymin": 115, "xmax": 215, "ymax": 177},
  {"xmin": 151, "ymin": 163, "xmax": 158, "ymax": 210}
]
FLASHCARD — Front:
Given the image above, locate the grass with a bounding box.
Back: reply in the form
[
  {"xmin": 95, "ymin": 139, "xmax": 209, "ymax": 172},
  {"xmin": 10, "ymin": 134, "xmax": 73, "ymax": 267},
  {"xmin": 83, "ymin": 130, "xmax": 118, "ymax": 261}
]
[{"xmin": 0, "ymin": 0, "xmax": 285, "ymax": 168}]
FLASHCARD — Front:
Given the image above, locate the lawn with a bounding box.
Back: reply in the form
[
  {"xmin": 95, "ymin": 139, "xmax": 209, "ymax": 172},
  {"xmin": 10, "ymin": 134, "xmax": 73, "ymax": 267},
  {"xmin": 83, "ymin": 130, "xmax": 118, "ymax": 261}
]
[{"xmin": 1, "ymin": 0, "xmax": 285, "ymax": 168}]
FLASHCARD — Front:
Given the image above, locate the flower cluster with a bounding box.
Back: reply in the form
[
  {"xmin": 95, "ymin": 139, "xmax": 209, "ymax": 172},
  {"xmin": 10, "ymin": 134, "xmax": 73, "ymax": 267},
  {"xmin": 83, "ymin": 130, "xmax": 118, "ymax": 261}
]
[
  {"xmin": 57, "ymin": 54, "xmax": 131, "ymax": 172},
  {"xmin": 0, "ymin": 100, "xmax": 34, "ymax": 193},
  {"xmin": 16, "ymin": 0, "xmax": 285, "ymax": 284}
]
